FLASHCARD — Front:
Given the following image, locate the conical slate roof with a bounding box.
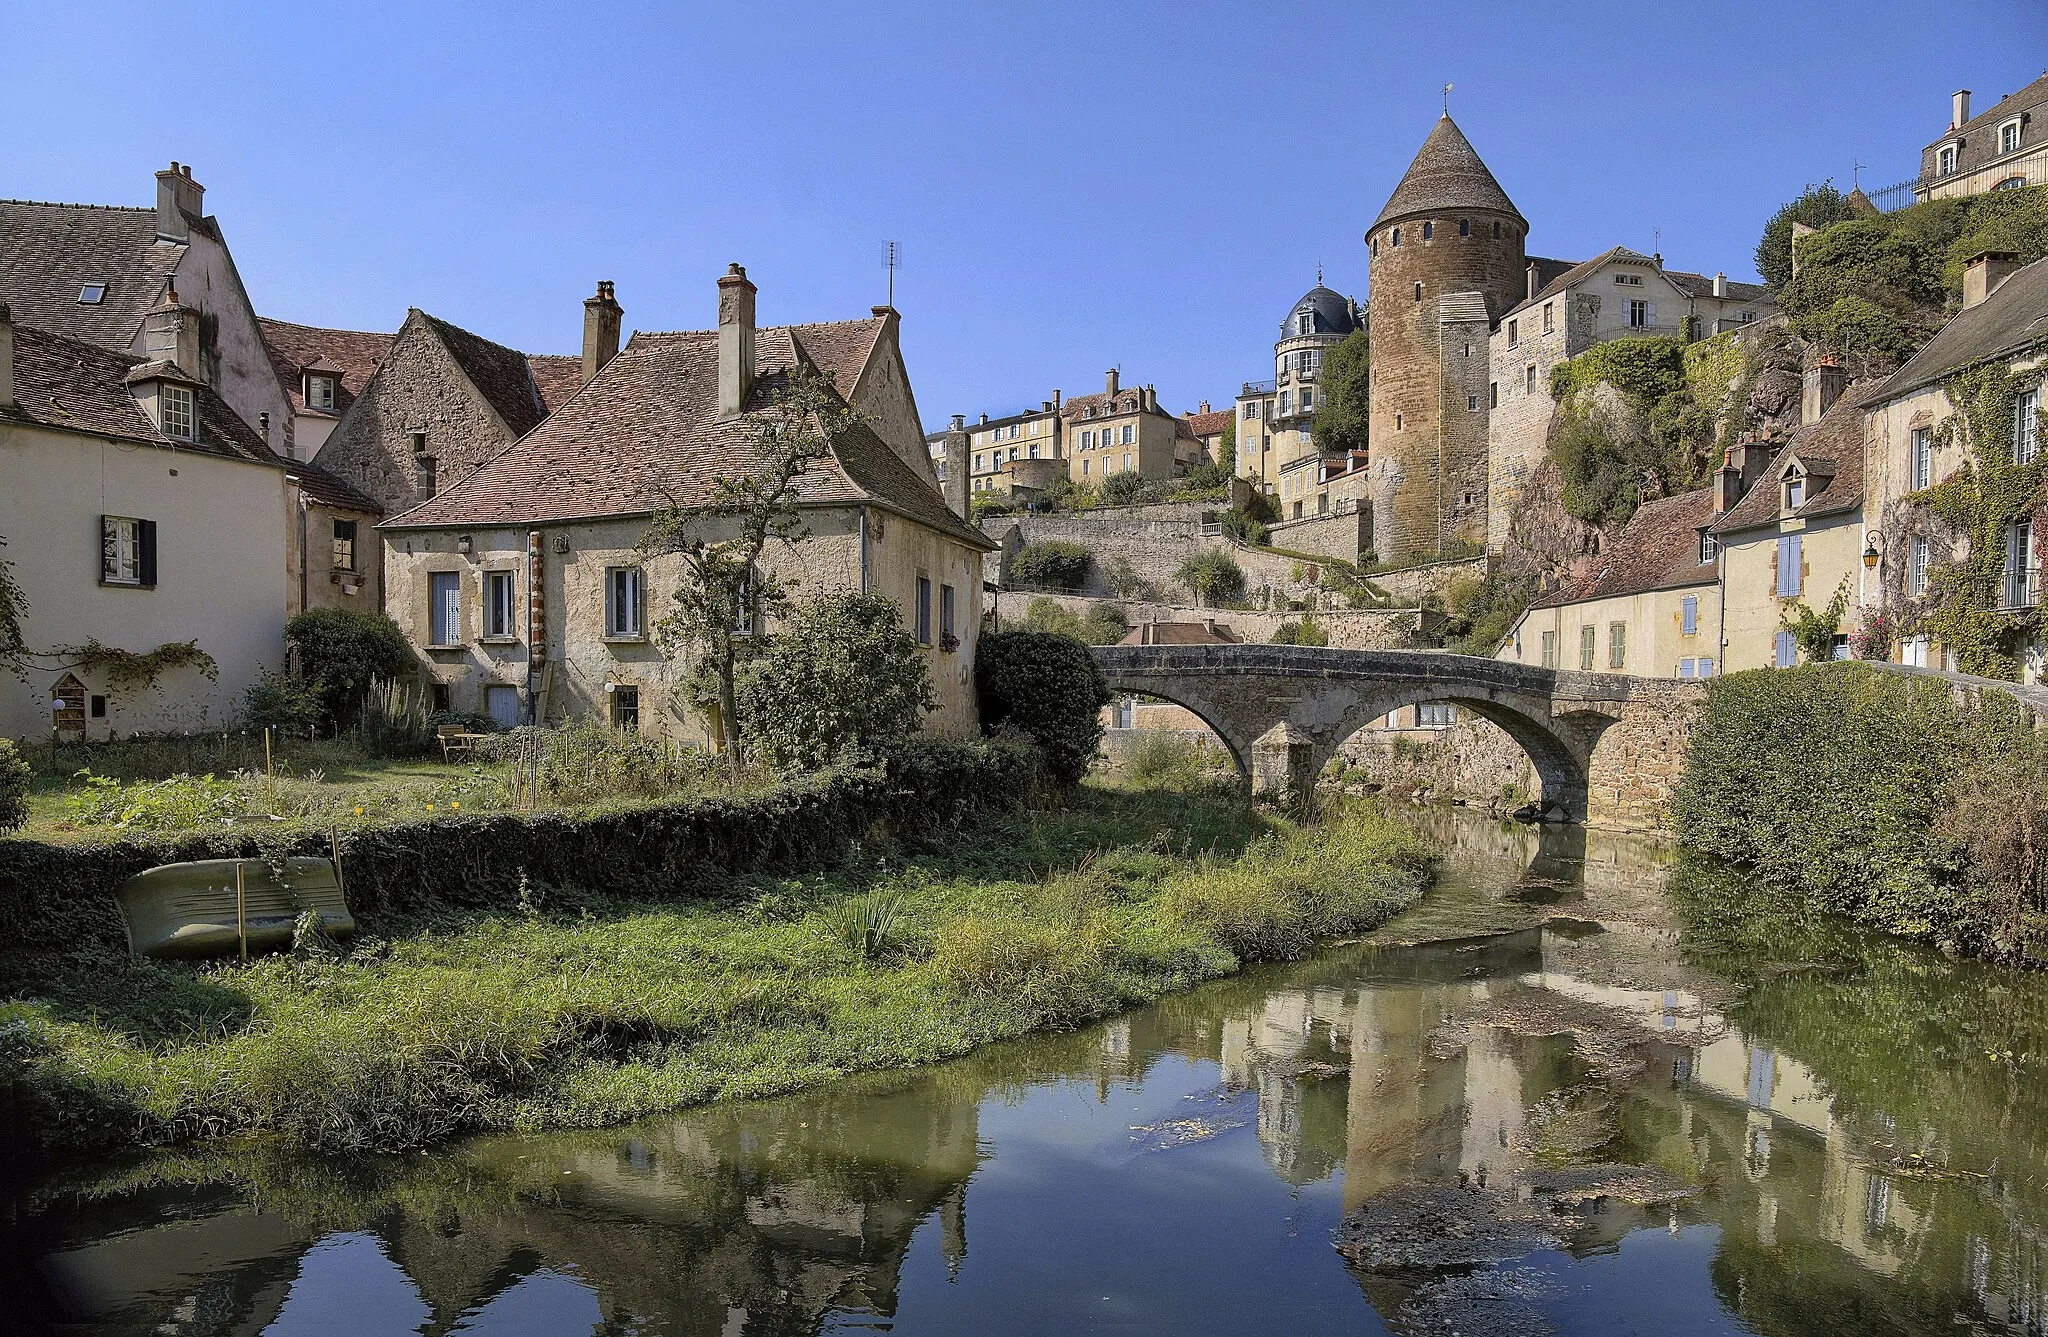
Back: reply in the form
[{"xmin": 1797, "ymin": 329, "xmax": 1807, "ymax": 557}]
[{"xmin": 1370, "ymin": 115, "xmax": 1523, "ymax": 232}]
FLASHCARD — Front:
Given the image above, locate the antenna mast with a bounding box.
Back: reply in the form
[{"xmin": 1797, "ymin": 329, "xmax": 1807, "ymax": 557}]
[{"xmin": 883, "ymin": 240, "xmax": 901, "ymax": 308}]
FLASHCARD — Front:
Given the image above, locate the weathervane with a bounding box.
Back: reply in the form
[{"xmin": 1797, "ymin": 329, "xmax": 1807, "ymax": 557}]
[
  {"xmin": 1853, "ymin": 159, "xmax": 1866, "ymax": 189},
  {"xmin": 1443, "ymin": 82, "xmax": 1453, "ymax": 114}
]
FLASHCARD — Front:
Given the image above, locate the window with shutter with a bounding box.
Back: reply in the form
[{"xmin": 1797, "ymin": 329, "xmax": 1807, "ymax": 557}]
[
  {"xmin": 1774, "ymin": 631, "xmax": 1796, "ymax": 667},
  {"xmin": 1681, "ymin": 595, "xmax": 1698, "ymax": 636},
  {"xmin": 429, "ymin": 571, "xmax": 461, "ymax": 645},
  {"xmin": 1776, "ymin": 536, "xmax": 1803, "ymax": 597}
]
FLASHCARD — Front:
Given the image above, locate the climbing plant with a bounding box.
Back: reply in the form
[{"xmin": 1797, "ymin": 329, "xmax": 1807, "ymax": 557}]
[
  {"xmin": 1897, "ymin": 361, "xmax": 2047, "ymax": 679},
  {"xmin": 58, "ymin": 639, "xmax": 219, "ymax": 687},
  {"xmin": 1779, "ymin": 577, "xmax": 1851, "ymax": 663}
]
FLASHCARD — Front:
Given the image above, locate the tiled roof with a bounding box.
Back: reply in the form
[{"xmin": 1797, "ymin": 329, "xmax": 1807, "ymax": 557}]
[
  {"xmin": 1371, "ymin": 115, "xmax": 1523, "ymax": 233},
  {"xmin": 1534, "ymin": 489, "xmax": 1717, "ymax": 608},
  {"xmin": 0, "ymin": 319, "xmax": 277, "ymax": 467},
  {"xmin": 1665, "ymin": 270, "xmax": 1770, "ymax": 304},
  {"xmin": 1062, "ymin": 387, "xmax": 1160, "ymax": 420},
  {"xmin": 1503, "ymin": 247, "xmax": 1770, "ymax": 320},
  {"xmin": 1120, "ymin": 621, "xmax": 1243, "ymax": 645},
  {"xmin": 257, "ymin": 317, "xmax": 393, "ymax": 418},
  {"xmin": 1184, "ymin": 409, "xmax": 1232, "ymax": 438},
  {"xmin": 420, "ymin": 313, "xmax": 548, "ymax": 436},
  {"xmin": 285, "ymin": 460, "xmax": 382, "ymax": 513},
  {"xmin": 0, "ymin": 201, "xmax": 184, "ymax": 351},
  {"xmin": 1878, "ymin": 253, "xmax": 2048, "ymax": 400},
  {"xmin": 1711, "ymin": 386, "xmax": 1875, "ymax": 535},
  {"xmin": 786, "ymin": 316, "xmax": 887, "ymax": 399},
  {"xmin": 526, "ymin": 354, "xmax": 584, "ymax": 414},
  {"xmin": 381, "ymin": 321, "xmax": 990, "ymax": 549}
]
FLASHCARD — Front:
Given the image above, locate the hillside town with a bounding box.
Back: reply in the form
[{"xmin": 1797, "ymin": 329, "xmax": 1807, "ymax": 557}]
[{"xmin": 10, "ymin": 16, "xmax": 2048, "ymax": 1334}]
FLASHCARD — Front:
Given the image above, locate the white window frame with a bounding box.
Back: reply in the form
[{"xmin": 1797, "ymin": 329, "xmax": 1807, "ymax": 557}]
[
  {"xmin": 2018, "ymin": 385, "xmax": 2040, "ymax": 464},
  {"xmin": 1628, "ymin": 299, "xmax": 1650, "ymax": 328},
  {"xmin": 101, "ymin": 516, "xmax": 144, "ymax": 586},
  {"xmin": 306, "ymin": 375, "xmax": 336, "ymax": 411},
  {"xmin": 331, "ymin": 518, "xmax": 357, "ymax": 572},
  {"xmin": 159, "ymin": 384, "xmax": 195, "ymax": 441},
  {"xmin": 1700, "ymin": 531, "xmax": 1720, "ymax": 565},
  {"xmin": 604, "ymin": 565, "xmax": 644, "ymax": 638},
  {"xmin": 1910, "ymin": 535, "xmax": 1931, "ymax": 595},
  {"xmin": 1939, "ymin": 142, "xmax": 1959, "ymax": 176},
  {"xmin": 1911, "ymin": 427, "xmax": 1933, "ymax": 489},
  {"xmin": 2000, "ymin": 119, "xmax": 2022, "ymax": 156}
]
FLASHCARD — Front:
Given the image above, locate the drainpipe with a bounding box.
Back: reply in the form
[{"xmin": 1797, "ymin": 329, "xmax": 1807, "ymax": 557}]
[
  {"xmin": 1715, "ymin": 534, "xmax": 1729, "ymax": 673},
  {"xmin": 858, "ymin": 506, "xmax": 871, "ymax": 595}
]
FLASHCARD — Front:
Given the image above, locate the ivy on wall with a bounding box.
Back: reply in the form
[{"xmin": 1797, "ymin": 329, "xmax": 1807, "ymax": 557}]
[
  {"xmin": 56, "ymin": 639, "xmax": 220, "ymax": 687},
  {"xmin": 1892, "ymin": 361, "xmax": 2047, "ymax": 679}
]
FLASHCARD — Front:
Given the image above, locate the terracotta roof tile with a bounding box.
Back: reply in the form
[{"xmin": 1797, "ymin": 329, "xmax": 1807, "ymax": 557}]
[
  {"xmin": 285, "ymin": 460, "xmax": 381, "ymax": 512},
  {"xmin": 1184, "ymin": 409, "xmax": 1233, "ymax": 438},
  {"xmin": 257, "ymin": 316, "xmax": 393, "ymax": 419},
  {"xmin": 381, "ymin": 319, "xmax": 988, "ymax": 549},
  {"xmin": 1534, "ymin": 489, "xmax": 1718, "ymax": 608},
  {"xmin": 0, "ymin": 201, "xmax": 184, "ymax": 351},
  {"xmin": 0, "ymin": 319, "xmax": 278, "ymax": 467},
  {"xmin": 1711, "ymin": 385, "xmax": 1876, "ymax": 535},
  {"xmin": 526, "ymin": 353, "xmax": 584, "ymax": 414}
]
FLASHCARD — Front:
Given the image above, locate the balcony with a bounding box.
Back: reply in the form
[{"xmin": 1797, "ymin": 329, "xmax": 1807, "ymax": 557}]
[
  {"xmin": 2001, "ymin": 568, "xmax": 2041, "ymax": 611},
  {"xmin": 1241, "ymin": 379, "xmax": 1275, "ymax": 396}
]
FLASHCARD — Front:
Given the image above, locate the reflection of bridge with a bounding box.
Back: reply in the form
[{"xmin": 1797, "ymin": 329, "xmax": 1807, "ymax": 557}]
[{"xmin": 1093, "ymin": 645, "xmax": 1698, "ymax": 823}]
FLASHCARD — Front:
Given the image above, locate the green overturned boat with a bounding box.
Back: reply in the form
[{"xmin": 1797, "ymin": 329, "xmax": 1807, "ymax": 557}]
[{"xmin": 116, "ymin": 857, "xmax": 355, "ymax": 960}]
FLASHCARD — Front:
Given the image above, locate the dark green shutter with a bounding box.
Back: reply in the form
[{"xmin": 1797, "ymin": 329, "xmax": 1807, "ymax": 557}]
[{"xmin": 139, "ymin": 520, "xmax": 157, "ymax": 588}]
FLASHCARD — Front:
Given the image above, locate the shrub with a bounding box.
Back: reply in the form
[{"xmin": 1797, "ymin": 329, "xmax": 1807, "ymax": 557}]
[
  {"xmin": 286, "ymin": 609, "xmax": 418, "ymax": 732},
  {"xmin": 1270, "ymin": 616, "xmax": 1328, "ymax": 647},
  {"xmin": 1021, "ymin": 596, "xmax": 1127, "ymax": 645},
  {"xmin": 736, "ymin": 593, "xmax": 936, "ymax": 771},
  {"xmin": 1672, "ymin": 663, "xmax": 2043, "ymax": 954},
  {"xmin": 358, "ymin": 678, "xmax": 433, "ymax": 758},
  {"xmin": 0, "ymin": 738, "xmax": 30, "ymax": 832},
  {"xmin": 1756, "ymin": 181, "xmax": 1860, "ymax": 291},
  {"xmin": 1010, "ymin": 540, "xmax": 1093, "ymax": 591},
  {"xmin": 479, "ymin": 719, "xmax": 706, "ymax": 806},
  {"xmin": 67, "ymin": 771, "xmax": 245, "ymax": 830},
  {"xmin": 1121, "ymin": 730, "xmax": 1220, "ymax": 788},
  {"xmin": 825, "ymin": 889, "xmax": 905, "ymax": 960},
  {"xmin": 242, "ymin": 668, "xmax": 324, "ymax": 738},
  {"xmin": 975, "ymin": 630, "xmax": 1112, "ymax": 787},
  {"xmin": 1176, "ymin": 550, "xmax": 1245, "ymax": 607},
  {"xmin": 1102, "ymin": 471, "xmax": 1146, "ymax": 506}
]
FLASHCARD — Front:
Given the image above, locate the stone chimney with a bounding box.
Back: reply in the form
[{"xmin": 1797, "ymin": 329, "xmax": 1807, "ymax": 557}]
[
  {"xmin": 1053, "ymin": 389, "xmax": 1062, "ymax": 409},
  {"xmin": 1953, "ymin": 89, "xmax": 1972, "ymax": 130},
  {"xmin": 1041, "ymin": 400, "xmax": 1053, "ymax": 412},
  {"xmin": 1198, "ymin": 400, "xmax": 1211, "ymax": 415},
  {"xmin": 942, "ymin": 414, "xmax": 971, "ymax": 519},
  {"xmin": 154, "ymin": 162, "xmax": 204, "ymax": 244},
  {"xmin": 979, "ymin": 412, "xmax": 988, "ymax": 425},
  {"xmin": 1713, "ymin": 448, "xmax": 1743, "ymax": 515},
  {"xmin": 581, "ymin": 280, "xmax": 623, "ymax": 385},
  {"xmin": 1106, "ymin": 368, "xmax": 1120, "ymax": 396},
  {"xmin": 1143, "ymin": 384, "xmax": 1157, "ymax": 412},
  {"xmin": 142, "ymin": 280, "xmax": 201, "ymax": 376},
  {"xmin": 1963, "ymin": 251, "xmax": 2021, "ymax": 309},
  {"xmin": 1802, "ymin": 357, "xmax": 1849, "ymax": 426},
  {"xmin": 716, "ymin": 263, "xmax": 756, "ymax": 417},
  {"xmin": 1526, "ymin": 263, "xmax": 1539, "ymax": 302},
  {"xmin": 1712, "ymin": 272, "xmax": 1728, "ymax": 298},
  {"xmin": 0, "ymin": 303, "xmax": 13, "ymax": 409}
]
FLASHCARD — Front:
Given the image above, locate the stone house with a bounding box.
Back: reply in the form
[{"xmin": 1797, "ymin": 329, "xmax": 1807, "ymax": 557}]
[
  {"xmin": 0, "ymin": 303, "xmax": 289, "ymax": 739},
  {"xmin": 378, "ymin": 265, "xmax": 994, "ymax": 740},
  {"xmin": 959, "ymin": 395, "xmax": 1065, "ymax": 499},
  {"xmin": 1235, "ymin": 284, "xmax": 1373, "ymax": 522},
  {"xmin": 1916, "ymin": 76, "xmax": 2048, "ymax": 203},
  {"xmin": 1182, "ymin": 403, "xmax": 1232, "ymax": 467},
  {"xmin": 1709, "ymin": 376, "xmax": 1871, "ymax": 671},
  {"xmin": 1062, "ymin": 370, "xmax": 1202, "ymax": 485},
  {"xmin": 1862, "ymin": 251, "xmax": 2048, "ymax": 678},
  {"xmin": 1486, "ymin": 247, "xmax": 1775, "ymax": 554},
  {"xmin": 1497, "ymin": 490, "xmax": 1722, "ymax": 678}
]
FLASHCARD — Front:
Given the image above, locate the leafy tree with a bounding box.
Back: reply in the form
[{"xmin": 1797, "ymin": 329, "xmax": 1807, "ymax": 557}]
[
  {"xmin": 1010, "ymin": 540, "xmax": 1092, "ymax": 590},
  {"xmin": 736, "ymin": 593, "xmax": 936, "ymax": 771},
  {"xmin": 1216, "ymin": 416, "xmax": 1236, "ymax": 474},
  {"xmin": 1102, "ymin": 471, "xmax": 1146, "ymax": 506},
  {"xmin": 1755, "ymin": 181, "xmax": 1858, "ymax": 292},
  {"xmin": 1271, "ymin": 616, "xmax": 1328, "ymax": 646},
  {"xmin": 0, "ymin": 535, "xmax": 24, "ymax": 682},
  {"xmin": 1177, "ymin": 550, "xmax": 1245, "ymax": 607},
  {"xmin": 286, "ymin": 607, "xmax": 417, "ymax": 731},
  {"xmin": 1311, "ymin": 329, "xmax": 1370, "ymax": 454},
  {"xmin": 1781, "ymin": 577, "xmax": 1852, "ymax": 663},
  {"xmin": 641, "ymin": 366, "xmax": 852, "ymax": 760},
  {"xmin": 0, "ymin": 738, "xmax": 28, "ymax": 831},
  {"xmin": 1021, "ymin": 596, "xmax": 1127, "ymax": 645},
  {"xmin": 975, "ymin": 630, "xmax": 1111, "ymax": 786}
]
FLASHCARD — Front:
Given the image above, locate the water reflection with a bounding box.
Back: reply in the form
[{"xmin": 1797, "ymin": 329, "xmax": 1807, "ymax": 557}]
[{"xmin": 12, "ymin": 811, "xmax": 2048, "ymax": 1335}]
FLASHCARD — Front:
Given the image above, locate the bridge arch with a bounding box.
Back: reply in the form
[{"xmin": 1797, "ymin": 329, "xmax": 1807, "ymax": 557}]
[{"xmin": 1092, "ymin": 645, "xmax": 1644, "ymax": 820}]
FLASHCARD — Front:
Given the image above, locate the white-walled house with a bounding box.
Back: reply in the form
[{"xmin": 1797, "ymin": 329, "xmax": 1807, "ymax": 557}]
[{"xmin": 0, "ymin": 303, "xmax": 288, "ymax": 741}]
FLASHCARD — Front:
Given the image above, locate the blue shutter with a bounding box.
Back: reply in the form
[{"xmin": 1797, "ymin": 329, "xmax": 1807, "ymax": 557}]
[
  {"xmin": 1774, "ymin": 631, "xmax": 1795, "ymax": 667},
  {"xmin": 1681, "ymin": 596, "xmax": 1697, "ymax": 635},
  {"xmin": 1776, "ymin": 536, "xmax": 1803, "ymax": 597}
]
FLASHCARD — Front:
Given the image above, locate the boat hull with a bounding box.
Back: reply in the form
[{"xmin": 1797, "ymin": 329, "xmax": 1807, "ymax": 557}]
[{"xmin": 115, "ymin": 857, "xmax": 355, "ymax": 960}]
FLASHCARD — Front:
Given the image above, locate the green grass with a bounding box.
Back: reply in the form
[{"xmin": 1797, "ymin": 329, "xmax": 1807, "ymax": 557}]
[{"xmin": 0, "ymin": 780, "xmax": 1432, "ymax": 1154}]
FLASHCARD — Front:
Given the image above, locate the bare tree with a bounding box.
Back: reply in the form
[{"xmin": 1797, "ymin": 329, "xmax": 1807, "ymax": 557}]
[{"xmin": 638, "ymin": 367, "xmax": 857, "ymax": 760}]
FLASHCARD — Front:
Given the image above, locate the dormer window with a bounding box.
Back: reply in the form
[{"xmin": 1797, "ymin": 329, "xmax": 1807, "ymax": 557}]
[
  {"xmin": 306, "ymin": 374, "xmax": 336, "ymax": 411},
  {"xmin": 1298, "ymin": 311, "xmax": 1313, "ymax": 336},
  {"xmin": 1939, "ymin": 142, "xmax": 1959, "ymax": 176},
  {"xmin": 78, "ymin": 284, "xmax": 107, "ymax": 305},
  {"xmin": 159, "ymin": 384, "xmax": 195, "ymax": 441},
  {"xmin": 1782, "ymin": 467, "xmax": 1806, "ymax": 511},
  {"xmin": 2001, "ymin": 119, "xmax": 2023, "ymax": 156}
]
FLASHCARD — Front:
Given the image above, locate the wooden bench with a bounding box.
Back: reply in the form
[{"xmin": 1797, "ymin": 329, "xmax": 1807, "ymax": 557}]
[{"xmin": 437, "ymin": 724, "xmax": 486, "ymax": 761}]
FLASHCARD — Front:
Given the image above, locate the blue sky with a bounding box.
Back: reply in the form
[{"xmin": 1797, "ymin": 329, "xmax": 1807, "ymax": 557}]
[{"xmin": 5, "ymin": 1, "xmax": 2045, "ymax": 427}]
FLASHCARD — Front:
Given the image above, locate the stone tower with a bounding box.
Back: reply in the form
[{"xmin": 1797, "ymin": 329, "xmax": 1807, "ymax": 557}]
[{"xmin": 1365, "ymin": 115, "xmax": 1526, "ymax": 563}]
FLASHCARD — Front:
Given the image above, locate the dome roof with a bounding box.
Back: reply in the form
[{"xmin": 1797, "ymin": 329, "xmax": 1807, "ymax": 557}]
[
  {"xmin": 1370, "ymin": 114, "xmax": 1523, "ymax": 234},
  {"xmin": 1280, "ymin": 284, "xmax": 1360, "ymax": 339}
]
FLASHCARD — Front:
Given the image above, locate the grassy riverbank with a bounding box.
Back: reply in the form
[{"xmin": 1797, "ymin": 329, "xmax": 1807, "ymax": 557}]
[{"xmin": 1, "ymin": 779, "xmax": 1431, "ymax": 1153}]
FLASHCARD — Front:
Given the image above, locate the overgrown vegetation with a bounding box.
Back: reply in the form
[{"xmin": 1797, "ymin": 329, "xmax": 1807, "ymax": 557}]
[
  {"xmin": 0, "ymin": 773, "xmax": 1431, "ymax": 1153},
  {"xmin": 0, "ymin": 739, "xmax": 30, "ymax": 832},
  {"xmin": 1311, "ymin": 328, "xmax": 1370, "ymax": 455},
  {"xmin": 1434, "ymin": 564, "xmax": 1538, "ymax": 656},
  {"xmin": 1779, "ymin": 577, "xmax": 1851, "ymax": 663},
  {"xmin": 735, "ymin": 593, "xmax": 935, "ymax": 771},
  {"xmin": 1674, "ymin": 663, "xmax": 2046, "ymax": 961},
  {"xmin": 1176, "ymin": 550, "xmax": 1245, "ymax": 607},
  {"xmin": 1270, "ymin": 615, "xmax": 1329, "ymax": 646},
  {"xmin": 1019, "ymin": 595, "xmax": 1128, "ymax": 645},
  {"xmin": 1770, "ymin": 182, "xmax": 2048, "ymax": 363},
  {"xmin": 974, "ymin": 630, "xmax": 1112, "ymax": 786},
  {"xmin": 285, "ymin": 608, "xmax": 417, "ymax": 733},
  {"xmin": 1009, "ymin": 540, "xmax": 1093, "ymax": 591}
]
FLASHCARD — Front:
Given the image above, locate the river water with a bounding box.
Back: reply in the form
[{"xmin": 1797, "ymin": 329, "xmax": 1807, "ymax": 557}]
[{"xmin": 10, "ymin": 809, "xmax": 2048, "ymax": 1336}]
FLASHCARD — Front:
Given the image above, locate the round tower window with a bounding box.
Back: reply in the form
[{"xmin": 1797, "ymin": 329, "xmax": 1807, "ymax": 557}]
[
  {"xmin": 1422, "ymin": 221, "xmax": 1434, "ymax": 240},
  {"xmin": 1391, "ymin": 227, "xmax": 1401, "ymax": 247},
  {"xmin": 1459, "ymin": 219, "xmax": 1471, "ymax": 237},
  {"xmin": 1492, "ymin": 221, "xmax": 1502, "ymax": 239},
  {"xmin": 1413, "ymin": 282, "xmax": 1423, "ymax": 302}
]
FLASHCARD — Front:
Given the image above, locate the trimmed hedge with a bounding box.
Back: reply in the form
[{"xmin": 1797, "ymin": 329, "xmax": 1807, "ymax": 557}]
[
  {"xmin": 0, "ymin": 737, "xmax": 1042, "ymax": 955},
  {"xmin": 975, "ymin": 631, "xmax": 1112, "ymax": 786},
  {"xmin": 1672, "ymin": 664, "xmax": 2036, "ymax": 954}
]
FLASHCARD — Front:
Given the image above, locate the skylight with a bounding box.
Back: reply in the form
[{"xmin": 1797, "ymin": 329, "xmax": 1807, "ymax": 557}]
[{"xmin": 78, "ymin": 284, "xmax": 107, "ymax": 305}]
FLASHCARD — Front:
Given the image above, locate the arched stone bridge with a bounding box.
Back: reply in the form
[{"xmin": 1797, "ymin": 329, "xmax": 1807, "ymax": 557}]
[{"xmin": 1092, "ymin": 645, "xmax": 1705, "ymax": 827}]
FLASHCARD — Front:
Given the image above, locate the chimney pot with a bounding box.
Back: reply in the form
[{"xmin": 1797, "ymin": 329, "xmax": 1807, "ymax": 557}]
[
  {"xmin": 154, "ymin": 162, "xmax": 204, "ymax": 243},
  {"xmin": 582, "ymin": 279, "xmax": 624, "ymax": 385},
  {"xmin": 979, "ymin": 412, "xmax": 988, "ymax": 425},
  {"xmin": 717, "ymin": 263, "xmax": 758, "ymax": 416},
  {"xmin": 1712, "ymin": 271, "xmax": 1728, "ymax": 298}
]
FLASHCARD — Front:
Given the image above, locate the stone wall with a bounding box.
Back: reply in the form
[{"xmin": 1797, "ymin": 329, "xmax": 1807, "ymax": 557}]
[
  {"xmin": 1363, "ymin": 555, "xmax": 1487, "ymax": 604},
  {"xmin": 986, "ymin": 512, "xmax": 1334, "ymax": 606},
  {"xmin": 995, "ymin": 590, "xmax": 1413, "ymax": 649},
  {"xmin": 1582, "ymin": 682, "xmax": 1707, "ymax": 831},
  {"xmin": 1337, "ymin": 715, "xmax": 1539, "ymax": 807},
  {"xmin": 1265, "ymin": 509, "xmax": 1369, "ymax": 565}
]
